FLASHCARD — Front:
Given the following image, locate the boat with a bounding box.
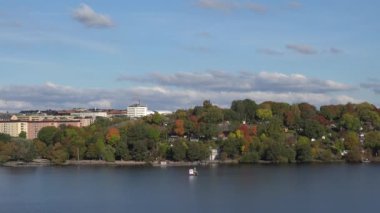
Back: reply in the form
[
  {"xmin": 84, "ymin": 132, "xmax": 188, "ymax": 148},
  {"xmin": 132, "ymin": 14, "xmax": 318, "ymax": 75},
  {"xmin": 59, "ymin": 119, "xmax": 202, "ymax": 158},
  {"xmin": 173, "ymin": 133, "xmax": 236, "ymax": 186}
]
[
  {"xmin": 189, "ymin": 167, "xmax": 198, "ymax": 176},
  {"xmin": 362, "ymin": 158, "xmax": 371, "ymax": 163}
]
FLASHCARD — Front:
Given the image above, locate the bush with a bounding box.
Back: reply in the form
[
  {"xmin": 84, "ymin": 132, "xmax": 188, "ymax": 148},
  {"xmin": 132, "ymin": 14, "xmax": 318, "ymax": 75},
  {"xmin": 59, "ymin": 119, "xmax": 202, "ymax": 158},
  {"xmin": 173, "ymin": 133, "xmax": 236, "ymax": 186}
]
[
  {"xmin": 49, "ymin": 143, "xmax": 68, "ymax": 164},
  {"xmin": 239, "ymin": 152, "xmax": 260, "ymax": 163}
]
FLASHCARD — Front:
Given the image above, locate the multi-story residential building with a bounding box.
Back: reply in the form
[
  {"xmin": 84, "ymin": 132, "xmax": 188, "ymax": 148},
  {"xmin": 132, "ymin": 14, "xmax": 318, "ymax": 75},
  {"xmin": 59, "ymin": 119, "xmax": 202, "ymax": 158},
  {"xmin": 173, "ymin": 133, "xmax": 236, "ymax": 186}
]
[
  {"xmin": 70, "ymin": 111, "xmax": 108, "ymax": 119},
  {"xmin": 0, "ymin": 115, "xmax": 90, "ymax": 139},
  {"xmin": 27, "ymin": 120, "xmax": 81, "ymax": 140},
  {"xmin": 17, "ymin": 114, "xmax": 75, "ymax": 121},
  {"xmin": 0, "ymin": 121, "xmax": 28, "ymax": 137},
  {"xmin": 127, "ymin": 104, "xmax": 148, "ymax": 118}
]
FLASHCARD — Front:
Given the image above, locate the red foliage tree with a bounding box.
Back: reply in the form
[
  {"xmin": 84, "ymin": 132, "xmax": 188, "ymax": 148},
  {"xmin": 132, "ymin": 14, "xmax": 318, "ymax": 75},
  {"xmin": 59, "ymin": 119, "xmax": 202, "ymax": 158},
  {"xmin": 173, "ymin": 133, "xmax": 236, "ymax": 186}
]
[
  {"xmin": 106, "ymin": 127, "xmax": 120, "ymax": 146},
  {"xmin": 174, "ymin": 119, "xmax": 185, "ymax": 137}
]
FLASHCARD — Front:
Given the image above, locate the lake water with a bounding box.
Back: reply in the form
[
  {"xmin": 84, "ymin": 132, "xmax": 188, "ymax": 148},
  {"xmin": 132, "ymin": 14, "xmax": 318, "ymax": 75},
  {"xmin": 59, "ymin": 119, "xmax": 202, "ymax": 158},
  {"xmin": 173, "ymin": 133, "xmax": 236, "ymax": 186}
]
[{"xmin": 0, "ymin": 164, "xmax": 379, "ymax": 213}]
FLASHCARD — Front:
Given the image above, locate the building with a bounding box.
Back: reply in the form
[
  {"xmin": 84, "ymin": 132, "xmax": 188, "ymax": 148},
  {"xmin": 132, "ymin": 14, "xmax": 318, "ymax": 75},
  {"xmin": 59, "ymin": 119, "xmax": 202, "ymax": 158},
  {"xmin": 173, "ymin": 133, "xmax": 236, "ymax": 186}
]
[
  {"xmin": 78, "ymin": 117, "xmax": 93, "ymax": 127},
  {"xmin": 27, "ymin": 120, "xmax": 81, "ymax": 140},
  {"xmin": 0, "ymin": 121, "xmax": 28, "ymax": 137},
  {"xmin": 70, "ymin": 111, "xmax": 108, "ymax": 119},
  {"xmin": 127, "ymin": 104, "xmax": 148, "ymax": 118},
  {"xmin": 0, "ymin": 114, "xmax": 91, "ymax": 139},
  {"xmin": 209, "ymin": 149, "xmax": 218, "ymax": 161},
  {"xmin": 16, "ymin": 114, "xmax": 75, "ymax": 121}
]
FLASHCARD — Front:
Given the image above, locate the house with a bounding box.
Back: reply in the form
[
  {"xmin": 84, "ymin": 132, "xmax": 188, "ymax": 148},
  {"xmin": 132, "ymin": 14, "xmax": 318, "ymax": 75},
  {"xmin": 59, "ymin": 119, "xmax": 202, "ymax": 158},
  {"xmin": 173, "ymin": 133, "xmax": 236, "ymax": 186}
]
[{"xmin": 209, "ymin": 149, "xmax": 218, "ymax": 161}]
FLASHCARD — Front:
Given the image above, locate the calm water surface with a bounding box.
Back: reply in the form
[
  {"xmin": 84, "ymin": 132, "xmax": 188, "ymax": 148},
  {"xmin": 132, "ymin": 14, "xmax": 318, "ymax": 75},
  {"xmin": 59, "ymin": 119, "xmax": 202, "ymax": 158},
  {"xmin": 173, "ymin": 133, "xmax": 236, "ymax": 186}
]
[{"xmin": 0, "ymin": 164, "xmax": 379, "ymax": 213}]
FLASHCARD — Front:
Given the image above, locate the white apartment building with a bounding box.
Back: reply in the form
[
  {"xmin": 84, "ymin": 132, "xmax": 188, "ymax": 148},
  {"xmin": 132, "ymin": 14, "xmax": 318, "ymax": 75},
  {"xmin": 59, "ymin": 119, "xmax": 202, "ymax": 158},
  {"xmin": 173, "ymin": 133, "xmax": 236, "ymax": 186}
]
[
  {"xmin": 127, "ymin": 104, "xmax": 148, "ymax": 118},
  {"xmin": 70, "ymin": 111, "xmax": 108, "ymax": 119},
  {"xmin": 0, "ymin": 121, "xmax": 28, "ymax": 137}
]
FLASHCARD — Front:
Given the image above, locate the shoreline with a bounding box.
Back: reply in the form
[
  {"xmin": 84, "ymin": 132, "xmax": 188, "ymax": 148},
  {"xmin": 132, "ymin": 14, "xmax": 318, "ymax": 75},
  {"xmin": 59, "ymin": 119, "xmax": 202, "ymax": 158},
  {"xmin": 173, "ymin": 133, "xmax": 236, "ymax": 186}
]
[
  {"xmin": 2, "ymin": 158, "xmax": 375, "ymax": 167},
  {"xmin": 1, "ymin": 159, "xmax": 239, "ymax": 167}
]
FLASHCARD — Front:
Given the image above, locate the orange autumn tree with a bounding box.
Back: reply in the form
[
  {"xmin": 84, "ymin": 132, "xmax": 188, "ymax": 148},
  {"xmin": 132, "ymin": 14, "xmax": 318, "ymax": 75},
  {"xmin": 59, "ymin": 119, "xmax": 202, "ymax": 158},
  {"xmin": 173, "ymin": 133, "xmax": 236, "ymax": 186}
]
[
  {"xmin": 239, "ymin": 124, "xmax": 258, "ymax": 153},
  {"xmin": 106, "ymin": 127, "xmax": 121, "ymax": 146},
  {"xmin": 174, "ymin": 119, "xmax": 185, "ymax": 137}
]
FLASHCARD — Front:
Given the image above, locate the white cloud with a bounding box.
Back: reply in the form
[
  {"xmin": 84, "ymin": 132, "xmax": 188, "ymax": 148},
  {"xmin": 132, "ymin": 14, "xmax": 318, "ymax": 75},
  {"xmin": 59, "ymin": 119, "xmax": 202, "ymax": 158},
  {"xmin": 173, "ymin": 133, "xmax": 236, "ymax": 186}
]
[
  {"xmin": 88, "ymin": 99, "xmax": 112, "ymax": 108},
  {"xmin": 286, "ymin": 44, "xmax": 318, "ymax": 55},
  {"xmin": 361, "ymin": 81, "xmax": 380, "ymax": 94},
  {"xmin": 0, "ymin": 99, "xmax": 31, "ymax": 112},
  {"xmin": 72, "ymin": 4, "xmax": 114, "ymax": 28},
  {"xmin": 246, "ymin": 3, "xmax": 267, "ymax": 14},
  {"xmin": 119, "ymin": 70, "xmax": 354, "ymax": 93},
  {"xmin": 0, "ymin": 75, "xmax": 360, "ymax": 112},
  {"xmin": 197, "ymin": 0, "xmax": 236, "ymax": 11},
  {"xmin": 197, "ymin": 1, "xmax": 268, "ymax": 14}
]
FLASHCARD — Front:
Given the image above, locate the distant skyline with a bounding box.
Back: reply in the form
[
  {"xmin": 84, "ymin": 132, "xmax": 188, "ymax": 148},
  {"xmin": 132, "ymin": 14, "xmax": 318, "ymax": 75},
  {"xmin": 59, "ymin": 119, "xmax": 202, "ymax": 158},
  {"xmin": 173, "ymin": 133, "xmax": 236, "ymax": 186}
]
[{"xmin": 1, "ymin": 0, "xmax": 380, "ymax": 112}]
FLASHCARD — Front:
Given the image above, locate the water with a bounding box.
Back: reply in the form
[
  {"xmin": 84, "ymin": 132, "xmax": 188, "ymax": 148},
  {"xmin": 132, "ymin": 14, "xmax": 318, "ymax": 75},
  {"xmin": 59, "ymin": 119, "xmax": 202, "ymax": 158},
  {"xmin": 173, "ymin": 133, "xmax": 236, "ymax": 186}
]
[{"xmin": 0, "ymin": 164, "xmax": 379, "ymax": 213}]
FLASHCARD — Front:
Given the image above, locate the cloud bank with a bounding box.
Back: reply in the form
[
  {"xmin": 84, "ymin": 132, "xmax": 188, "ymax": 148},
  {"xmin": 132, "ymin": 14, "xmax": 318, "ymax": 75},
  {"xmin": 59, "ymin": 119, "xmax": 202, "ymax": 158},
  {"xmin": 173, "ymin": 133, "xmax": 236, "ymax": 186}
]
[
  {"xmin": 118, "ymin": 71, "xmax": 353, "ymax": 93},
  {"xmin": 0, "ymin": 71, "xmax": 359, "ymax": 112}
]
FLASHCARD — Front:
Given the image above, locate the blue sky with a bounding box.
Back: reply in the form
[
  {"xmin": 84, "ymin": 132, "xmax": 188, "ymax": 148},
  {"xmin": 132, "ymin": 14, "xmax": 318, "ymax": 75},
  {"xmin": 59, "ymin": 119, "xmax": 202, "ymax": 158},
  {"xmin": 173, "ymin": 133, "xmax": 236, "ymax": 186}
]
[{"xmin": 0, "ymin": 0, "xmax": 379, "ymax": 111}]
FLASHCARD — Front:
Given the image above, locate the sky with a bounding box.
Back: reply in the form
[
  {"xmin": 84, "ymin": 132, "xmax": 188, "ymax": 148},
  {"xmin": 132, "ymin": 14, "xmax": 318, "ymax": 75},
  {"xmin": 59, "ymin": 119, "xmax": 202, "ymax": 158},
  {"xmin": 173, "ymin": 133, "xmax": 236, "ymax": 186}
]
[{"xmin": 0, "ymin": 0, "xmax": 380, "ymax": 112}]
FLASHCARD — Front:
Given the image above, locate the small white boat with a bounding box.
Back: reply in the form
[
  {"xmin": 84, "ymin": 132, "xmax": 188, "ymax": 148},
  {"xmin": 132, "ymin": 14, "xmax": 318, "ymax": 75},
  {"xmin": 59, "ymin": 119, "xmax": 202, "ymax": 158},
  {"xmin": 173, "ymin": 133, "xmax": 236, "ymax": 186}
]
[
  {"xmin": 189, "ymin": 168, "xmax": 198, "ymax": 176},
  {"xmin": 362, "ymin": 158, "xmax": 371, "ymax": 163}
]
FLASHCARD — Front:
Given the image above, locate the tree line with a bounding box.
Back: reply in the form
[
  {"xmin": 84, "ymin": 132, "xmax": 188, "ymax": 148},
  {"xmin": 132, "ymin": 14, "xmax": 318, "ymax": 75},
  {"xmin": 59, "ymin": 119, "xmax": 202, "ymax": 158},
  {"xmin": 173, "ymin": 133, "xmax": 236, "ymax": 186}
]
[{"xmin": 1, "ymin": 99, "xmax": 380, "ymax": 164}]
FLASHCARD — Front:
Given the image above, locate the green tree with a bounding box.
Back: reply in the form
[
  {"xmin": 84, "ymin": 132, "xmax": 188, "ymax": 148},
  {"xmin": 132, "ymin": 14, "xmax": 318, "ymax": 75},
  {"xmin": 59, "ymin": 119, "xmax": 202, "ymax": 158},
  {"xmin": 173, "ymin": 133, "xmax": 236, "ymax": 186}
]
[
  {"xmin": 38, "ymin": 126, "xmax": 60, "ymax": 146},
  {"xmin": 320, "ymin": 105, "xmax": 343, "ymax": 121},
  {"xmin": 295, "ymin": 136, "xmax": 312, "ymax": 162},
  {"xmin": 115, "ymin": 140, "xmax": 130, "ymax": 160},
  {"xmin": 103, "ymin": 145, "xmax": 115, "ymax": 162},
  {"xmin": 0, "ymin": 133, "xmax": 11, "ymax": 142},
  {"xmin": 85, "ymin": 143, "xmax": 98, "ymax": 159},
  {"xmin": 129, "ymin": 140, "xmax": 149, "ymax": 161},
  {"xmin": 170, "ymin": 141, "xmax": 187, "ymax": 161},
  {"xmin": 256, "ymin": 108, "xmax": 273, "ymax": 121},
  {"xmin": 33, "ymin": 140, "xmax": 48, "ymax": 158},
  {"xmin": 364, "ymin": 131, "xmax": 380, "ymax": 156},
  {"xmin": 239, "ymin": 151, "xmax": 260, "ymax": 163},
  {"xmin": 343, "ymin": 131, "xmax": 362, "ymax": 163},
  {"xmin": 19, "ymin": 131, "xmax": 27, "ymax": 139},
  {"xmin": 267, "ymin": 116, "xmax": 285, "ymax": 141},
  {"xmin": 49, "ymin": 143, "xmax": 68, "ymax": 164},
  {"xmin": 345, "ymin": 146, "xmax": 362, "ymax": 163},
  {"xmin": 230, "ymin": 99, "xmax": 258, "ymax": 122},
  {"xmin": 298, "ymin": 103, "xmax": 317, "ymax": 120},
  {"xmin": 302, "ymin": 119, "xmax": 326, "ymax": 139},
  {"xmin": 157, "ymin": 142, "xmax": 170, "ymax": 160},
  {"xmin": 220, "ymin": 137, "xmax": 243, "ymax": 159},
  {"xmin": 340, "ymin": 113, "xmax": 361, "ymax": 131},
  {"xmin": 263, "ymin": 139, "xmax": 295, "ymax": 163},
  {"xmin": 199, "ymin": 123, "xmax": 218, "ymax": 140},
  {"xmin": 343, "ymin": 131, "xmax": 360, "ymax": 150},
  {"xmin": 187, "ymin": 142, "xmax": 209, "ymax": 161}
]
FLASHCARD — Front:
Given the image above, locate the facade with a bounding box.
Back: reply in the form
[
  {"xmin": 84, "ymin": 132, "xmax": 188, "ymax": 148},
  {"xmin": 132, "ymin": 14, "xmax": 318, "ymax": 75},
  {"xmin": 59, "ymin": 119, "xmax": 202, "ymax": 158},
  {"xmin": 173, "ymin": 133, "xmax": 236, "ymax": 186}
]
[
  {"xmin": 209, "ymin": 149, "xmax": 218, "ymax": 161},
  {"xmin": 78, "ymin": 118, "xmax": 93, "ymax": 127},
  {"xmin": 127, "ymin": 104, "xmax": 148, "ymax": 118},
  {"xmin": 27, "ymin": 120, "xmax": 81, "ymax": 140},
  {"xmin": 70, "ymin": 111, "xmax": 108, "ymax": 119},
  {"xmin": 17, "ymin": 114, "xmax": 75, "ymax": 121},
  {"xmin": 0, "ymin": 121, "xmax": 28, "ymax": 137},
  {"xmin": 0, "ymin": 114, "xmax": 90, "ymax": 139}
]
